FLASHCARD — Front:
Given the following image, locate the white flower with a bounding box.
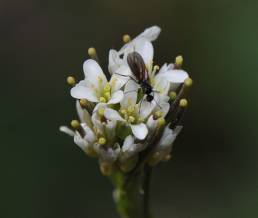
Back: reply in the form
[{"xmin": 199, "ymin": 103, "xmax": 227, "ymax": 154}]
[{"xmin": 71, "ymin": 59, "xmax": 125, "ymax": 104}]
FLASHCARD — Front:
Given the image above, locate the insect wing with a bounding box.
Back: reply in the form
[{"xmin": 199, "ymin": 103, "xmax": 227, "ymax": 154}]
[{"xmin": 127, "ymin": 52, "xmax": 147, "ymax": 82}]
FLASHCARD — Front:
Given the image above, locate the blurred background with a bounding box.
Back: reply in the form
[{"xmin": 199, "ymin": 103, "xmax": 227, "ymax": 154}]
[{"xmin": 1, "ymin": 0, "xmax": 258, "ymax": 217}]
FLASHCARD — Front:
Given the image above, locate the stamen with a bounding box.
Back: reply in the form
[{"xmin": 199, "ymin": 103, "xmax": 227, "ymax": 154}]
[
  {"xmin": 154, "ymin": 111, "xmax": 163, "ymax": 119},
  {"xmin": 88, "ymin": 47, "xmax": 99, "ymax": 62},
  {"xmin": 169, "ymin": 91, "xmax": 177, "ymax": 100},
  {"xmin": 184, "ymin": 78, "xmax": 193, "ymax": 88},
  {"xmin": 104, "ymin": 84, "xmax": 111, "ymax": 92},
  {"xmin": 98, "ymin": 137, "xmax": 107, "ymax": 145},
  {"xmin": 175, "ymin": 55, "xmax": 183, "ymax": 68},
  {"xmin": 120, "ymin": 109, "xmax": 127, "ymax": 116},
  {"xmin": 71, "ymin": 119, "xmax": 80, "ymax": 129},
  {"xmin": 66, "ymin": 76, "xmax": 76, "ymax": 86},
  {"xmin": 128, "ymin": 116, "xmax": 135, "ymax": 123},
  {"xmin": 79, "ymin": 99, "xmax": 88, "ymax": 108},
  {"xmin": 153, "ymin": 65, "xmax": 160, "ymax": 73},
  {"xmin": 98, "ymin": 108, "xmax": 105, "ymax": 117},
  {"xmin": 179, "ymin": 99, "xmax": 188, "ymax": 108},
  {"xmin": 122, "ymin": 34, "xmax": 131, "ymax": 43},
  {"xmin": 157, "ymin": 118, "xmax": 166, "ymax": 127},
  {"xmin": 99, "ymin": 97, "xmax": 107, "ymax": 103},
  {"xmin": 104, "ymin": 91, "xmax": 111, "ymax": 100},
  {"xmin": 127, "ymin": 106, "xmax": 135, "ymax": 114}
]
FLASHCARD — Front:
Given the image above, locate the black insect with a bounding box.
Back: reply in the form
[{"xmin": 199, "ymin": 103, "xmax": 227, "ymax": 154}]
[{"xmin": 126, "ymin": 51, "xmax": 154, "ymax": 102}]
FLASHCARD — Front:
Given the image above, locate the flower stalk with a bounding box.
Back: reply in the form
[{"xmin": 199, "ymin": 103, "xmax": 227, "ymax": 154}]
[{"xmin": 60, "ymin": 26, "xmax": 192, "ymax": 218}]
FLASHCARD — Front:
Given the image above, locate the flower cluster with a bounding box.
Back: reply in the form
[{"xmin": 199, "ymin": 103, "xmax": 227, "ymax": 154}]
[{"xmin": 60, "ymin": 26, "xmax": 192, "ymax": 175}]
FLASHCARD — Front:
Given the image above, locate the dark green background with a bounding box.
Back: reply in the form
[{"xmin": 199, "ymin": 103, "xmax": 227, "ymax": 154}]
[{"xmin": 1, "ymin": 0, "xmax": 258, "ymax": 217}]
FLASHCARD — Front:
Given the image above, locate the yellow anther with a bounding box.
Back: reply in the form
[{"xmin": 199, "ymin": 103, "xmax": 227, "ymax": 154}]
[
  {"xmin": 128, "ymin": 116, "xmax": 135, "ymax": 123},
  {"xmin": 79, "ymin": 99, "xmax": 88, "ymax": 107},
  {"xmin": 99, "ymin": 97, "xmax": 107, "ymax": 103},
  {"xmin": 154, "ymin": 111, "xmax": 163, "ymax": 118},
  {"xmin": 175, "ymin": 55, "xmax": 183, "ymax": 67},
  {"xmin": 104, "ymin": 91, "xmax": 111, "ymax": 100},
  {"xmin": 71, "ymin": 120, "xmax": 80, "ymax": 129},
  {"xmin": 153, "ymin": 65, "xmax": 160, "ymax": 71},
  {"xmin": 122, "ymin": 34, "xmax": 131, "ymax": 43},
  {"xmin": 169, "ymin": 91, "xmax": 177, "ymax": 100},
  {"xmin": 98, "ymin": 137, "xmax": 106, "ymax": 145},
  {"xmin": 157, "ymin": 118, "xmax": 166, "ymax": 126},
  {"xmin": 66, "ymin": 76, "xmax": 76, "ymax": 86},
  {"xmin": 120, "ymin": 109, "xmax": 127, "ymax": 115},
  {"xmin": 98, "ymin": 108, "xmax": 105, "ymax": 116},
  {"xmin": 104, "ymin": 84, "xmax": 111, "ymax": 92},
  {"xmin": 88, "ymin": 47, "xmax": 96, "ymax": 57},
  {"xmin": 184, "ymin": 78, "xmax": 193, "ymax": 87},
  {"xmin": 127, "ymin": 106, "xmax": 134, "ymax": 113},
  {"xmin": 179, "ymin": 99, "xmax": 188, "ymax": 108}
]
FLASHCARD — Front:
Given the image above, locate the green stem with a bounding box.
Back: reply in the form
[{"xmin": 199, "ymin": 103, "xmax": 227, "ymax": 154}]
[{"xmin": 110, "ymin": 168, "xmax": 152, "ymax": 218}]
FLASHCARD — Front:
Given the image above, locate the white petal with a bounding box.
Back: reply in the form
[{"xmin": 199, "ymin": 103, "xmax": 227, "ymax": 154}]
[
  {"xmin": 146, "ymin": 115, "xmax": 157, "ymax": 133},
  {"xmin": 138, "ymin": 99, "xmax": 155, "ymax": 119},
  {"xmin": 161, "ymin": 69, "xmax": 189, "ymax": 83},
  {"xmin": 71, "ymin": 85, "xmax": 99, "ymax": 102},
  {"xmin": 59, "ymin": 126, "xmax": 75, "ymax": 137},
  {"xmin": 74, "ymin": 133, "xmax": 88, "ymax": 151},
  {"xmin": 83, "ymin": 59, "xmax": 107, "ymax": 88},
  {"xmin": 94, "ymin": 143, "xmax": 120, "ymax": 163},
  {"xmin": 122, "ymin": 39, "xmax": 154, "ymax": 66},
  {"xmin": 76, "ymin": 101, "xmax": 92, "ymax": 128},
  {"xmin": 159, "ymin": 125, "xmax": 182, "ymax": 149},
  {"xmin": 119, "ymin": 26, "xmax": 161, "ymax": 55},
  {"xmin": 92, "ymin": 112, "xmax": 104, "ymax": 135},
  {"xmin": 104, "ymin": 108, "xmax": 125, "ymax": 121},
  {"xmin": 105, "ymin": 120, "xmax": 117, "ymax": 142},
  {"xmin": 158, "ymin": 63, "xmax": 174, "ymax": 74},
  {"xmin": 122, "ymin": 135, "xmax": 135, "ymax": 153},
  {"xmin": 159, "ymin": 102, "xmax": 170, "ymax": 117},
  {"xmin": 109, "ymin": 74, "xmax": 128, "ymax": 92},
  {"xmin": 120, "ymin": 80, "xmax": 139, "ymax": 108},
  {"xmin": 137, "ymin": 26, "xmax": 161, "ymax": 41},
  {"xmin": 107, "ymin": 90, "xmax": 124, "ymax": 104},
  {"xmin": 134, "ymin": 39, "xmax": 154, "ymax": 65},
  {"xmin": 81, "ymin": 123, "xmax": 96, "ymax": 144},
  {"xmin": 108, "ymin": 49, "xmax": 124, "ymax": 74},
  {"xmin": 130, "ymin": 123, "xmax": 148, "ymax": 140},
  {"xmin": 154, "ymin": 75, "xmax": 170, "ymax": 95}
]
